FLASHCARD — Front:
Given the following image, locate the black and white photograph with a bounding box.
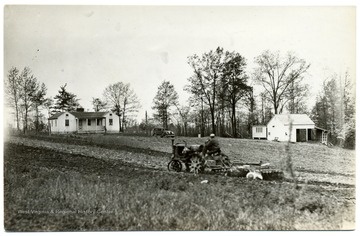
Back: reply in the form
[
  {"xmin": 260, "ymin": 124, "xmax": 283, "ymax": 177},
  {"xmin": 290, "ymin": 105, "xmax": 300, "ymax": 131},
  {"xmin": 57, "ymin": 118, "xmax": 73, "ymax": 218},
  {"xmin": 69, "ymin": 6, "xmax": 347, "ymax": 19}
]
[{"xmin": 2, "ymin": 0, "xmax": 357, "ymax": 232}]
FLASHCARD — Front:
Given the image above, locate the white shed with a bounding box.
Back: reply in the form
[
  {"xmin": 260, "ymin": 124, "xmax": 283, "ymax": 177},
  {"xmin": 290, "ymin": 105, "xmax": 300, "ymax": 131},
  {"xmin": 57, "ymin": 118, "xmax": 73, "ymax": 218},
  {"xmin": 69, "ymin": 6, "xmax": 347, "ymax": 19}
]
[
  {"xmin": 267, "ymin": 114, "xmax": 315, "ymax": 142},
  {"xmin": 252, "ymin": 125, "xmax": 267, "ymax": 139}
]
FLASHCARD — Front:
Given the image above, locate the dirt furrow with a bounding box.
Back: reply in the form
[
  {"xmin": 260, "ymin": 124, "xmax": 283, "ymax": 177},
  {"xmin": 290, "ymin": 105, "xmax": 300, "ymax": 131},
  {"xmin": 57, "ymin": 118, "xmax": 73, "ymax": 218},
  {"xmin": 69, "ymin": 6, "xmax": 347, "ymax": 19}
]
[{"xmin": 7, "ymin": 136, "xmax": 169, "ymax": 172}]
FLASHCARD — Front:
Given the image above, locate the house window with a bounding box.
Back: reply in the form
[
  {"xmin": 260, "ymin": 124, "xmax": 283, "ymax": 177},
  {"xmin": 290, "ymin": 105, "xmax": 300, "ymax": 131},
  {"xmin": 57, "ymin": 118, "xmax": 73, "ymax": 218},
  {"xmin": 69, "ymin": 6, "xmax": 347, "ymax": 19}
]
[
  {"xmin": 97, "ymin": 119, "xmax": 101, "ymax": 126},
  {"xmin": 66, "ymin": 114, "xmax": 69, "ymax": 117},
  {"xmin": 88, "ymin": 120, "xmax": 91, "ymax": 126},
  {"xmin": 55, "ymin": 120, "xmax": 57, "ymax": 127},
  {"xmin": 79, "ymin": 119, "xmax": 82, "ymax": 126},
  {"xmin": 256, "ymin": 127, "xmax": 263, "ymax": 133},
  {"xmin": 109, "ymin": 119, "xmax": 113, "ymax": 126},
  {"xmin": 65, "ymin": 119, "xmax": 69, "ymax": 126},
  {"xmin": 110, "ymin": 113, "xmax": 112, "ymax": 116}
]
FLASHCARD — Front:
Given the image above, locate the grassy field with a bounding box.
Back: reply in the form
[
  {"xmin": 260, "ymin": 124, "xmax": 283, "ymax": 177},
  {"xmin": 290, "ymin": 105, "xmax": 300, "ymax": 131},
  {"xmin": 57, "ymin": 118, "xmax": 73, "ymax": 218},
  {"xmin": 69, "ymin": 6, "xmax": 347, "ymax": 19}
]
[{"xmin": 4, "ymin": 134, "xmax": 356, "ymax": 231}]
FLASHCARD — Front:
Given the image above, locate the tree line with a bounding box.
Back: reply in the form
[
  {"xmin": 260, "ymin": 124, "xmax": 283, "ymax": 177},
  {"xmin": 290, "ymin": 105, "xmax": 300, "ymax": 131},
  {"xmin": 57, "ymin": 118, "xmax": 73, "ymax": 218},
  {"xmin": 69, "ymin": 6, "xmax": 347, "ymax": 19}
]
[
  {"xmin": 149, "ymin": 48, "xmax": 311, "ymax": 136},
  {"xmin": 310, "ymin": 72, "xmax": 355, "ymax": 148},
  {"xmin": 5, "ymin": 67, "xmax": 48, "ymax": 133},
  {"xmin": 5, "ymin": 47, "xmax": 355, "ymax": 148},
  {"xmin": 148, "ymin": 48, "xmax": 355, "ymax": 148}
]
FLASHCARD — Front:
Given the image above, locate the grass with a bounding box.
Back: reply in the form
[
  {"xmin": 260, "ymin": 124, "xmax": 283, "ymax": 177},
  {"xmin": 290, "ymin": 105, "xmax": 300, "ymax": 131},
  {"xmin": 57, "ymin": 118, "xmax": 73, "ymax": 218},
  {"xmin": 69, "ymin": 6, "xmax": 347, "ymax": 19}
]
[{"xmin": 4, "ymin": 142, "xmax": 356, "ymax": 231}]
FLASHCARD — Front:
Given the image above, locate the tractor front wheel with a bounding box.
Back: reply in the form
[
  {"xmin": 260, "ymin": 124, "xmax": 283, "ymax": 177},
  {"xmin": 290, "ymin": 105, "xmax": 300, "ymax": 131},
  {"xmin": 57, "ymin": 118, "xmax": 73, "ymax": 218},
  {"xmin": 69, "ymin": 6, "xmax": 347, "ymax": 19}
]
[{"xmin": 168, "ymin": 160, "xmax": 182, "ymax": 172}]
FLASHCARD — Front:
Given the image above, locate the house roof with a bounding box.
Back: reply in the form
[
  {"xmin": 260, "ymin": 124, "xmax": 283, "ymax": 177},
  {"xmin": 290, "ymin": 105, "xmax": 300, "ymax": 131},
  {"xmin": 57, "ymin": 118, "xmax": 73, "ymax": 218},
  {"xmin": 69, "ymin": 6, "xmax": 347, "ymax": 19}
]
[
  {"xmin": 271, "ymin": 114, "xmax": 315, "ymax": 125},
  {"xmin": 48, "ymin": 111, "xmax": 110, "ymax": 120},
  {"xmin": 70, "ymin": 112, "xmax": 108, "ymax": 119},
  {"xmin": 48, "ymin": 112, "xmax": 65, "ymax": 120}
]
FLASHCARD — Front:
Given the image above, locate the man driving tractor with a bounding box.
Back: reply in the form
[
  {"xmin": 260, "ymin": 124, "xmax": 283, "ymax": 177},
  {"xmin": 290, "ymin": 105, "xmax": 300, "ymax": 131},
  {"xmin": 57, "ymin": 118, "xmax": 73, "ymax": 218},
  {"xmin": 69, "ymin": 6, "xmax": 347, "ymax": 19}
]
[
  {"xmin": 201, "ymin": 134, "xmax": 231, "ymax": 167},
  {"xmin": 202, "ymin": 133, "xmax": 221, "ymax": 157}
]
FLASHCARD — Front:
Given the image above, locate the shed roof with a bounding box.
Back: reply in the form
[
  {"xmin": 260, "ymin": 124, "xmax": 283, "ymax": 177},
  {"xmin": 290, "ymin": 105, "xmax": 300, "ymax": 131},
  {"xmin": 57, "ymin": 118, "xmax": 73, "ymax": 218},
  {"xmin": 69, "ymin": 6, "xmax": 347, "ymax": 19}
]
[
  {"xmin": 314, "ymin": 126, "xmax": 328, "ymax": 132},
  {"xmin": 271, "ymin": 114, "xmax": 315, "ymax": 125}
]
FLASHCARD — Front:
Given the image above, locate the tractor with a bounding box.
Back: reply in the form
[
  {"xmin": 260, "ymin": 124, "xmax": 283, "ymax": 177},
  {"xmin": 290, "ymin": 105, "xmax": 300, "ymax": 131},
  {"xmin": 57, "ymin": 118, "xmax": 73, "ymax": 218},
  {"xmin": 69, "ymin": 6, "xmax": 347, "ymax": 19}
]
[{"xmin": 167, "ymin": 138, "xmax": 284, "ymax": 180}]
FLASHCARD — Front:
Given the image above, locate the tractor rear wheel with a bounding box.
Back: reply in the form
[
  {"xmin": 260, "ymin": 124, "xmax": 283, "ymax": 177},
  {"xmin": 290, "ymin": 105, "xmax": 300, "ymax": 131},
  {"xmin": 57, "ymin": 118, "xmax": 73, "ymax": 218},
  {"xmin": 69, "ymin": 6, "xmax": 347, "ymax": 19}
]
[
  {"xmin": 189, "ymin": 156, "xmax": 204, "ymax": 174},
  {"xmin": 168, "ymin": 160, "xmax": 182, "ymax": 172}
]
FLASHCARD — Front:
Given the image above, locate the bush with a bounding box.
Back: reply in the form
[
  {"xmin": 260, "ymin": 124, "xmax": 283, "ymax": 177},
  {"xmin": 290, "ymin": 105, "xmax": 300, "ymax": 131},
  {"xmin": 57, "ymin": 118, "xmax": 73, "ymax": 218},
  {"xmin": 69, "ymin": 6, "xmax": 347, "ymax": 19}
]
[{"xmin": 344, "ymin": 129, "xmax": 355, "ymax": 149}]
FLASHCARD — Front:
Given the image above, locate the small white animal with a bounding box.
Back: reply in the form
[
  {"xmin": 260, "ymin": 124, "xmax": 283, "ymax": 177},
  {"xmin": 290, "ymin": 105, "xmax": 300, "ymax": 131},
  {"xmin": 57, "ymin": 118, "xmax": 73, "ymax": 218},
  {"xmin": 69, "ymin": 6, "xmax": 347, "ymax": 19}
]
[{"xmin": 246, "ymin": 171, "xmax": 263, "ymax": 180}]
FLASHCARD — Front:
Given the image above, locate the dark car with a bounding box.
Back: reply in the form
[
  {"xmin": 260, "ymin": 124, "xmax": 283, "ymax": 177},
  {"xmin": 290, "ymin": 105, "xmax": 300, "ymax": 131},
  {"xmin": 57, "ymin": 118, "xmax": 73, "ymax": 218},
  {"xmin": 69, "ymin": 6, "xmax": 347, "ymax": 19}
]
[
  {"xmin": 161, "ymin": 130, "xmax": 175, "ymax": 138},
  {"xmin": 152, "ymin": 128, "xmax": 175, "ymax": 138},
  {"xmin": 152, "ymin": 128, "xmax": 165, "ymax": 136}
]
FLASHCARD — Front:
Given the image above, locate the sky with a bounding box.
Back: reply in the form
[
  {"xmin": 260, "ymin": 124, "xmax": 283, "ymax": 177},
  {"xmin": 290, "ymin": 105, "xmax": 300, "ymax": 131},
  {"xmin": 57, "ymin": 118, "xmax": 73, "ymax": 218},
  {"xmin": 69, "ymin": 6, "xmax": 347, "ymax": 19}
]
[{"xmin": 3, "ymin": 4, "xmax": 356, "ymax": 123}]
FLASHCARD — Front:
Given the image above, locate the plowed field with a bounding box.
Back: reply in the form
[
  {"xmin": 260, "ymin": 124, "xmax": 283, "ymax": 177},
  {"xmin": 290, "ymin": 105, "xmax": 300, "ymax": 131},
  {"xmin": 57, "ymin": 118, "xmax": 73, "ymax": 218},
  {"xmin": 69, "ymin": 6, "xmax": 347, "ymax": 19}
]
[{"xmin": 3, "ymin": 134, "xmax": 356, "ymax": 231}]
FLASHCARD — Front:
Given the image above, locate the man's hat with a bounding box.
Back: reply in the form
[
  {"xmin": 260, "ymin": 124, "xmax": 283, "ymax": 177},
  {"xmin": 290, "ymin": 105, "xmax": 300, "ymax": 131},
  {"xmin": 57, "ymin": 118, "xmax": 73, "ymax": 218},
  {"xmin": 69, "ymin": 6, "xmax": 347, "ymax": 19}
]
[{"xmin": 210, "ymin": 134, "xmax": 215, "ymax": 137}]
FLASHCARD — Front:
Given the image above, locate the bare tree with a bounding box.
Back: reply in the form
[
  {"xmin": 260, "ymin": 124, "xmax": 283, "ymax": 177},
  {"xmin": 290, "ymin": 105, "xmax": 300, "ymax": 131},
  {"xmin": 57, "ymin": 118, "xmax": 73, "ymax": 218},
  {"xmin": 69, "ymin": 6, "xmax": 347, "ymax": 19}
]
[
  {"xmin": 5, "ymin": 67, "xmax": 21, "ymax": 131},
  {"xmin": 185, "ymin": 83, "xmax": 207, "ymax": 137},
  {"xmin": 103, "ymin": 82, "xmax": 124, "ymax": 132},
  {"xmin": 43, "ymin": 97, "xmax": 54, "ymax": 134},
  {"xmin": 18, "ymin": 67, "xmax": 38, "ymax": 133},
  {"xmin": 103, "ymin": 82, "xmax": 140, "ymax": 132},
  {"xmin": 31, "ymin": 82, "xmax": 47, "ymax": 133},
  {"xmin": 174, "ymin": 103, "xmax": 191, "ymax": 136},
  {"xmin": 341, "ymin": 72, "xmax": 355, "ymax": 148},
  {"xmin": 187, "ymin": 47, "xmax": 227, "ymax": 134},
  {"xmin": 152, "ymin": 81, "xmax": 179, "ymax": 129},
  {"xmin": 221, "ymin": 52, "xmax": 250, "ymax": 137},
  {"xmin": 92, "ymin": 97, "xmax": 107, "ymax": 112},
  {"xmin": 120, "ymin": 83, "xmax": 140, "ymax": 130},
  {"xmin": 284, "ymin": 80, "xmax": 309, "ymax": 114},
  {"xmin": 323, "ymin": 77, "xmax": 339, "ymax": 135},
  {"xmin": 187, "ymin": 48, "xmax": 251, "ymax": 136},
  {"xmin": 253, "ymin": 50, "xmax": 310, "ymax": 114},
  {"xmin": 258, "ymin": 91, "xmax": 273, "ymax": 124},
  {"xmin": 243, "ymin": 86, "xmax": 257, "ymax": 138},
  {"xmin": 43, "ymin": 98, "xmax": 54, "ymax": 117}
]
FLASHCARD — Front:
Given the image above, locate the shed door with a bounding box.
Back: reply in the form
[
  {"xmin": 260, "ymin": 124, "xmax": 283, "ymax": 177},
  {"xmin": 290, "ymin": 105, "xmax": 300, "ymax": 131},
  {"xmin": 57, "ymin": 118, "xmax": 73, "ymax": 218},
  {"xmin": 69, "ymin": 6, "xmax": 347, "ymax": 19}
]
[{"xmin": 296, "ymin": 129, "xmax": 307, "ymax": 142}]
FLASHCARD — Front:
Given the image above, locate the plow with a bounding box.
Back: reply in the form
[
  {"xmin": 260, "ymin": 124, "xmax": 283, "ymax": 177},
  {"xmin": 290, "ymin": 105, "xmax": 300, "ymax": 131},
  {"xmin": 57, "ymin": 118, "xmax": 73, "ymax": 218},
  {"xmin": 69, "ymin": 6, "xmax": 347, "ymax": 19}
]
[{"xmin": 167, "ymin": 139, "xmax": 284, "ymax": 180}]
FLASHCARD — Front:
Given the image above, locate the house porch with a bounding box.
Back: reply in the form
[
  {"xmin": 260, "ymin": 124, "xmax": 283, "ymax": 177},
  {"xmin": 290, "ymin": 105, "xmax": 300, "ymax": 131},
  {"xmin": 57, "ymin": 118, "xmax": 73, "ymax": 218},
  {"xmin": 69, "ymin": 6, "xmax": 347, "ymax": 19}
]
[{"xmin": 76, "ymin": 117, "xmax": 106, "ymax": 133}]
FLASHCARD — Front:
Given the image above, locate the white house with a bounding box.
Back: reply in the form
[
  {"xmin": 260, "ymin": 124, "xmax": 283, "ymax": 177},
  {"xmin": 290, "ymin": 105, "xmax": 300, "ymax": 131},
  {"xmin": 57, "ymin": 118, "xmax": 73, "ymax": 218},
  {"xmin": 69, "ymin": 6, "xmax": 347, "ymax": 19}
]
[
  {"xmin": 252, "ymin": 125, "xmax": 267, "ymax": 139},
  {"xmin": 48, "ymin": 111, "xmax": 120, "ymax": 134},
  {"xmin": 266, "ymin": 114, "xmax": 315, "ymax": 142}
]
